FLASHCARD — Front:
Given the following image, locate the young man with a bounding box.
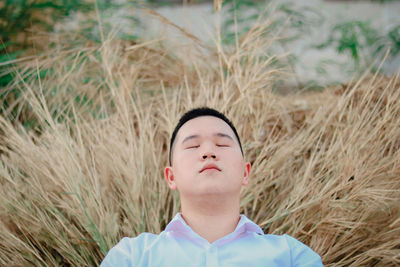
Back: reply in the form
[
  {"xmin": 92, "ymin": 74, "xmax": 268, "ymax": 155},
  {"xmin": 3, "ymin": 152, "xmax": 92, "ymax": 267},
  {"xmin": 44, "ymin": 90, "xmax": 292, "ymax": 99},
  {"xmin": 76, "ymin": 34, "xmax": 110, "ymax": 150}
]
[{"xmin": 101, "ymin": 107, "xmax": 323, "ymax": 266}]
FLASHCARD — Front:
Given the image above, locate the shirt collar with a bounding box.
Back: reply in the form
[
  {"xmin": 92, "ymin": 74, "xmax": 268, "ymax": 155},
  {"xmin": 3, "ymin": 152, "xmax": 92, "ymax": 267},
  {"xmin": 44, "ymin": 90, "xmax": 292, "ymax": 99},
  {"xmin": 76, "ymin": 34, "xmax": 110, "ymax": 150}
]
[{"xmin": 165, "ymin": 213, "xmax": 264, "ymax": 235}]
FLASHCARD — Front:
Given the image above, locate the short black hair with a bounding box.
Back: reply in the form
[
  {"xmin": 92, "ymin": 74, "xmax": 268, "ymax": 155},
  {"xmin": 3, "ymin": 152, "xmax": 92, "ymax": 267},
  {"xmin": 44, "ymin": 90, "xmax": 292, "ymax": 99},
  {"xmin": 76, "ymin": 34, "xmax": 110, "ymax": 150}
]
[{"xmin": 169, "ymin": 107, "xmax": 243, "ymax": 165}]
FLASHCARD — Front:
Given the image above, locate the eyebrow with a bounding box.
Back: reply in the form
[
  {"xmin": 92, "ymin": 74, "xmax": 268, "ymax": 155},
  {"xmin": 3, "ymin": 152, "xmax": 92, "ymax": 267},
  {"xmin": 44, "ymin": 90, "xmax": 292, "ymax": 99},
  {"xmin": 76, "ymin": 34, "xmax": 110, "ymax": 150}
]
[
  {"xmin": 181, "ymin": 133, "xmax": 233, "ymax": 144},
  {"xmin": 214, "ymin": 132, "xmax": 234, "ymax": 140}
]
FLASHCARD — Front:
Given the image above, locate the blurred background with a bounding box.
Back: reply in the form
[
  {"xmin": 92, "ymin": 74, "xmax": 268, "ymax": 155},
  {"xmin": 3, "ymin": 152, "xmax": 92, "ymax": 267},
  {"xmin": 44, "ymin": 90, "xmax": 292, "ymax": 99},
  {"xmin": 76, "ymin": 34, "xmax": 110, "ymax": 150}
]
[{"xmin": 2, "ymin": 0, "xmax": 400, "ymax": 91}]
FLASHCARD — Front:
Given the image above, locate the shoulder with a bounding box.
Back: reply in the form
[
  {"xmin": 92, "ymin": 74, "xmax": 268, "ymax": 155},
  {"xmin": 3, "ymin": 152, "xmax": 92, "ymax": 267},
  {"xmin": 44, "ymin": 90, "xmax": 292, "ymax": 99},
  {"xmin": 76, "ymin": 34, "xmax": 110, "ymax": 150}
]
[
  {"xmin": 281, "ymin": 234, "xmax": 323, "ymax": 266},
  {"xmin": 256, "ymin": 234, "xmax": 323, "ymax": 266},
  {"xmin": 100, "ymin": 233, "xmax": 158, "ymax": 267}
]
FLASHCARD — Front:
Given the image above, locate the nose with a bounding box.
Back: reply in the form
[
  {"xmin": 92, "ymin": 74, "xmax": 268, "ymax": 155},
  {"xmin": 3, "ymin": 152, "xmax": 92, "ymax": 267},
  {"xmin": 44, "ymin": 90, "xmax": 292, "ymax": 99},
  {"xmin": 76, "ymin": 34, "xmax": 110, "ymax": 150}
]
[
  {"xmin": 200, "ymin": 141, "xmax": 218, "ymax": 160},
  {"xmin": 202, "ymin": 152, "xmax": 216, "ymax": 160}
]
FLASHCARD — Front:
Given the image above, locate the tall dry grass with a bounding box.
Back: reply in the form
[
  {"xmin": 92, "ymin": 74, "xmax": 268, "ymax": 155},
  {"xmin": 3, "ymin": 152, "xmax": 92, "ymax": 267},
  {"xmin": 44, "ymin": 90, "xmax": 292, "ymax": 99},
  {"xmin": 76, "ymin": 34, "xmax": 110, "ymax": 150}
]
[{"xmin": 1, "ymin": 11, "xmax": 400, "ymax": 266}]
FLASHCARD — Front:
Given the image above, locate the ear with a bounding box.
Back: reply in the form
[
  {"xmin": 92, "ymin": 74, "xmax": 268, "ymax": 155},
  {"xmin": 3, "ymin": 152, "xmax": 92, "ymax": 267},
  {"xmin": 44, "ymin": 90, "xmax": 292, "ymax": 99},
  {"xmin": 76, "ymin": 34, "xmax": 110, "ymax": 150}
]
[
  {"xmin": 241, "ymin": 162, "xmax": 251, "ymax": 186},
  {"xmin": 164, "ymin": 166, "xmax": 177, "ymax": 190}
]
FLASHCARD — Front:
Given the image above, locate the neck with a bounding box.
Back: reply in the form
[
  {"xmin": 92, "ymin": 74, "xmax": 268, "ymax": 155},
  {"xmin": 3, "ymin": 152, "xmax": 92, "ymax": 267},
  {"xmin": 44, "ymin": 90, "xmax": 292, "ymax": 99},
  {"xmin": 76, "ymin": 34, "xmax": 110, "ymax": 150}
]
[{"xmin": 180, "ymin": 196, "xmax": 241, "ymax": 244}]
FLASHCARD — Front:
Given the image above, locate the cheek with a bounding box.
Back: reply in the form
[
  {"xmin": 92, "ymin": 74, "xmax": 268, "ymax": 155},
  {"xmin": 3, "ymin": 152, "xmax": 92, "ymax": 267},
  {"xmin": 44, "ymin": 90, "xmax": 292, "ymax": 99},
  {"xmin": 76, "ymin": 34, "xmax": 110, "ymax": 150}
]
[
  {"xmin": 174, "ymin": 149, "xmax": 197, "ymax": 163},
  {"xmin": 223, "ymin": 150, "xmax": 244, "ymax": 171},
  {"xmin": 172, "ymin": 150, "xmax": 197, "ymax": 175}
]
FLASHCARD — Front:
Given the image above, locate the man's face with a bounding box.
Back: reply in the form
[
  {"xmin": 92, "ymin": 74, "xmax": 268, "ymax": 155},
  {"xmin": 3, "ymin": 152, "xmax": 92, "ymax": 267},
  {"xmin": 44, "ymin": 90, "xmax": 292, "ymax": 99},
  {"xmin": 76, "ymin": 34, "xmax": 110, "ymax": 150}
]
[{"xmin": 164, "ymin": 116, "xmax": 250, "ymax": 199}]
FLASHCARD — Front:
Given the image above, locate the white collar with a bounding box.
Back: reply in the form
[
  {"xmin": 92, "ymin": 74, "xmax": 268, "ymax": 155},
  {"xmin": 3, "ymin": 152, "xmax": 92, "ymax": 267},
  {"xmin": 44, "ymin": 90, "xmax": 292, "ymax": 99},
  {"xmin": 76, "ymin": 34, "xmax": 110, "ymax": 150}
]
[{"xmin": 165, "ymin": 212, "xmax": 264, "ymax": 236}]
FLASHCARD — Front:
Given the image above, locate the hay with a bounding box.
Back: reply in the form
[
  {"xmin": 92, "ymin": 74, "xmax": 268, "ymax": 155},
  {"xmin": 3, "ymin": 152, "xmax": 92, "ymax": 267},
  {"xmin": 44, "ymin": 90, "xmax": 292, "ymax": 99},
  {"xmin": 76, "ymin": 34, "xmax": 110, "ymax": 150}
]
[{"xmin": 0, "ymin": 14, "xmax": 399, "ymax": 266}]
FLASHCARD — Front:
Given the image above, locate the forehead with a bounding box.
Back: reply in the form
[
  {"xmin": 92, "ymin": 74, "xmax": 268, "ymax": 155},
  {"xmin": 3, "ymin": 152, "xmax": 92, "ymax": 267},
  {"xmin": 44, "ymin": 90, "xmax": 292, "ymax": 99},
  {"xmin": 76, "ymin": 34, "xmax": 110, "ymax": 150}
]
[{"xmin": 176, "ymin": 116, "xmax": 235, "ymax": 141}]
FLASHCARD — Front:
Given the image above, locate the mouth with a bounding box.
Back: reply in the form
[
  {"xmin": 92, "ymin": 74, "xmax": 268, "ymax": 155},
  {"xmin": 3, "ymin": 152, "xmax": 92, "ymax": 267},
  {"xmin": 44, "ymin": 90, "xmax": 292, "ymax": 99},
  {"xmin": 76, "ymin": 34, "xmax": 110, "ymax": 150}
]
[{"xmin": 199, "ymin": 164, "xmax": 221, "ymax": 173}]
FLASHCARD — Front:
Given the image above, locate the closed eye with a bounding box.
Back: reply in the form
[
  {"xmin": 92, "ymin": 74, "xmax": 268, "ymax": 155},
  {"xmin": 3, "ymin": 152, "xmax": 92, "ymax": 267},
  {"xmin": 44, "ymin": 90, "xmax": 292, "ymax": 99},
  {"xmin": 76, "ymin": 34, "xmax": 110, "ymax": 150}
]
[
  {"xmin": 217, "ymin": 144, "xmax": 229, "ymax": 147},
  {"xmin": 186, "ymin": 145, "xmax": 200, "ymax": 149}
]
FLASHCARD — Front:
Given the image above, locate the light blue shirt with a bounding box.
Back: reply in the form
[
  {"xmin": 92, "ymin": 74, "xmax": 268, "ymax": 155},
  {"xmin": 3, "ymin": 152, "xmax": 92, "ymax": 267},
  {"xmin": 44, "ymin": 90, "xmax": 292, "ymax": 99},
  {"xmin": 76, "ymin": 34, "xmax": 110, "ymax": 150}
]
[{"xmin": 101, "ymin": 213, "xmax": 323, "ymax": 266}]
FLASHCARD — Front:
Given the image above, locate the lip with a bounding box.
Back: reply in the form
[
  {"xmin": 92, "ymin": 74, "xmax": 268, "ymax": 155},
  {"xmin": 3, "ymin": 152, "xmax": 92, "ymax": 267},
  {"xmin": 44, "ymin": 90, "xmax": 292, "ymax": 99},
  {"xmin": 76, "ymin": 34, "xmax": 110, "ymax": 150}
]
[{"xmin": 199, "ymin": 163, "xmax": 221, "ymax": 173}]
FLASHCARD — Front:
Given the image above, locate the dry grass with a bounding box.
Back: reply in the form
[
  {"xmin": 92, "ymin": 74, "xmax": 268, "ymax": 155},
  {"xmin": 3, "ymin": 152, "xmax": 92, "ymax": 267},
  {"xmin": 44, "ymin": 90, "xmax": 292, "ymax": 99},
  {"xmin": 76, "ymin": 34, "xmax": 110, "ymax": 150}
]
[{"xmin": 1, "ymin": 12, "xmax": 400, "ymax": 266}]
